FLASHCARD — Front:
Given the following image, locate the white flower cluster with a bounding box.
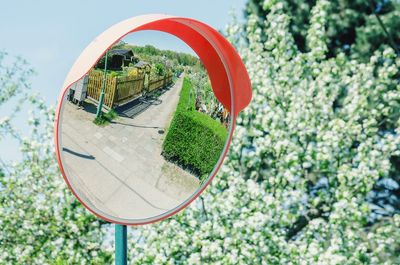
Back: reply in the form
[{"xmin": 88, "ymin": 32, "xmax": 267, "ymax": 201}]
[
  {"xmin": 128, "ymin": 0, "xmax": 400, "ymax": 264},
  {"xmin": 0, "ymin": 52, "xmax": 111, "ymax": 264},
  {"xmin": 1, "ymin": 0, "xmax": 399, "ymax": 263}
]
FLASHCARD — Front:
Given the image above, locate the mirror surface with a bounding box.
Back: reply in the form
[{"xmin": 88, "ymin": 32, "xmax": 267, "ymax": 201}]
[{"xmin": 57, "ymin": 31, "xmax": 231, "ymax": 222}]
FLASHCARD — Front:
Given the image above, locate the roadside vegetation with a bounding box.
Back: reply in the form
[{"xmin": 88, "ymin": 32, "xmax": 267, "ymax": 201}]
[
  {"xmin": 93, "ymin": 109, "xmax": 118, "ymax": 126},
  {"xmin": 1, "ymin": 0, "xmax": 400, "ymax": 263},
  {"xmin": 91, "ymin": 43, "xmax": 193, "ymax": 126},
  {"xmin": 95, "ymin": 42, "xmax": 196, "ymax": 80},
  {"xmin": 162, "ymin": 78, "xmax": 228, "ymax": 181}
]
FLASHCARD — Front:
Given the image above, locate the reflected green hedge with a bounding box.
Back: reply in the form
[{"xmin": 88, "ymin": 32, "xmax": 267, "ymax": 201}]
[{"xmin": 162, "ymin": 78, "xmax": 228, "ymax": 180}]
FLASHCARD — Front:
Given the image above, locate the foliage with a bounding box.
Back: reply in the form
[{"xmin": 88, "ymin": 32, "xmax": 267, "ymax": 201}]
[
  {"xmin": 187, "ymin": 68, "xmax": 222, "ymax": 120},
  {"xmin": 124, "ymin": 67, "xmax": 142, "ymax": 78},
  {"xmin": 93, "ymin": 109, "xmax": 119, "ymax": 126},
  {"xmin": 1, "ymin": 0, "xmax": 400, "ymax": 264},
  {"xmin": 90, "ymin": 69, "xmax": 122, "ymax": 79},
  {"xmin": 97, "ymin": 43, "xmax": 200, "ymax": 77},
  {"xmin": 0, "ymin": 52, "xmax": 112, "ymax": 264},
  {"xmin": 108, "ymin": 71, "xmax": 122, "ymax": 78},
  {"xmin": 129, "ymin": 1, "xmax": 400, "ymax": 264},
  {"xmin": 353, "ymin": 2, "xmax": 400, "ymax": 60},
  {"xmin": 95, "ymin": 43, "xmax": 191, "ymax": 79},
  {"xmin": 154, "ymin": 63, "xmax": 166, "ymax": 77},
  {"xmin": 246, "ymin": 0, "xmax": 400, "ymax": 60},
  {"xmin": 163, "ymin": 78, "xmax": 228, "ymax": 180},
  {"xmin": 131, "ymin": 44, "xmax": 200, "ymax": 67}
]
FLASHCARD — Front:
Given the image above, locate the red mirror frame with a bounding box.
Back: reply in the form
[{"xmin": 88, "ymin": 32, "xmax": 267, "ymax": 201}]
[{"xmin": 54, "ymin": 14, "xmax": 252, "ymax": 225}]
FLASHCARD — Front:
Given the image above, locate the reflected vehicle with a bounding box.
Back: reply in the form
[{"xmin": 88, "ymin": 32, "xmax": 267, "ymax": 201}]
[{"xmin": 57, "ymin": 34, "xmax": 231, "ymax": 223}]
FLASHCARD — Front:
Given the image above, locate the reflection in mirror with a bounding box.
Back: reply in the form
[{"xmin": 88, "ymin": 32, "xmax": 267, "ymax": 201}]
[{"xmin": 58, "ymin": 31, "xmax": 231, "ymax": 222}]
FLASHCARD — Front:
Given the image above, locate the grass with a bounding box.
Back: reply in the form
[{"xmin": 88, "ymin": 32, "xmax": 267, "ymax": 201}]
[{"xmin": 93, "ymin": 109, "xmax": 118, "ymax": 126}]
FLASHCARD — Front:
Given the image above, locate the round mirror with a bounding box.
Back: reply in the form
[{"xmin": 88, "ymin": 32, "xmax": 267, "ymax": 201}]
[{"xmin": 56, "ymin": 31, "xmax": 234, "ymax": 224}]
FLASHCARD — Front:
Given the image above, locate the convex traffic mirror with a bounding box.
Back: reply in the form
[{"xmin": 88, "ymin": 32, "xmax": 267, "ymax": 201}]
[{"xmin": 55, "ymin": 15, "xmax": 252, "ymax": 225}]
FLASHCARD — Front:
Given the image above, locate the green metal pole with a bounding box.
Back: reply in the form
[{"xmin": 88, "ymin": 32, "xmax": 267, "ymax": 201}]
[
  {"xmin": 115, "ymin": 224, "xmax": 127, "ymax": 265},
  {"xmin": 96, "ymin": 50, "xmax": 109, "ymax": 118}
]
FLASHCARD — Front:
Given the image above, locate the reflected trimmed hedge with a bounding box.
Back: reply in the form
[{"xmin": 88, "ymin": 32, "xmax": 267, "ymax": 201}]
[{"xmin": 162, "ymin": 77, "xmax": 228, "ymax": 180}]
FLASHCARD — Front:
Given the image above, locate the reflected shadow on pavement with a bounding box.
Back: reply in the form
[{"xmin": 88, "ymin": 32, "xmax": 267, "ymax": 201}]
[
  {"xmin": 115, "ymin": 86, "xmax": 173, "ymax": 119},
  {"xmin": 62, "ymin": 147, "xmax": 95, "ymax": 160},
  {"xmin": 116, "ymin": 96, "xmax": 161, "ymax": 118},
  {"xmin": 81, "ymin": 101, "xmax": 98, "ymax": 114},
  {"xmin": 109, "ymin": 120, "xmax": 162, "ymax": 130}
]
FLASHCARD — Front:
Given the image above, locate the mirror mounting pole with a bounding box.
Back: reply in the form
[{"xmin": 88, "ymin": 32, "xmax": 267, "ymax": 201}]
[
  {"xmin": 115, "ymin": 224, "xmax": 127, "ymax": 265},
  {"xmin": 96, "ymin": 50, "xmax": 109, "ymax": 118}
]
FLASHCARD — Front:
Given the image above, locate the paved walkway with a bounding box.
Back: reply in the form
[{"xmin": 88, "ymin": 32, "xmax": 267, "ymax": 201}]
[{"xmin": 60, "ymin": 75, "xmax": 199, "ymax": 221}]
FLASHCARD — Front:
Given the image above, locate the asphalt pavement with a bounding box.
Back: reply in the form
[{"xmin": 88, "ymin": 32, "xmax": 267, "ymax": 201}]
[{"xmin": 60, "ymin": 75, "xmax": 199, "ymax": 221}]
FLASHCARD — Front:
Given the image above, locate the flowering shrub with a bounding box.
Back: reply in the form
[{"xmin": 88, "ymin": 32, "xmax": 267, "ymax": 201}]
[
  {"xmin": 1, "ymin": 0, "xmax": 399, "ymax": 264},
  {"xmin": 187, "ymin": 69, "xmax": 222, "ymax": 119},
  {"xmin": 0, "ymin": 53, "xmax": 112, "ymax": 264},
  {"xmin": 128, "ymin": 1, "xmax": 400, "ymax": 264},
  {"xmin": 246, "ymin": 0, "xmax": 400, "ymax": 60}
]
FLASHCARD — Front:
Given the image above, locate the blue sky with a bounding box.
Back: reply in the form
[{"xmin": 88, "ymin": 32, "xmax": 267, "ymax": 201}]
[{"xmin": 0, "ymin": 0, "xmax": 247, "ymax": 161}]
